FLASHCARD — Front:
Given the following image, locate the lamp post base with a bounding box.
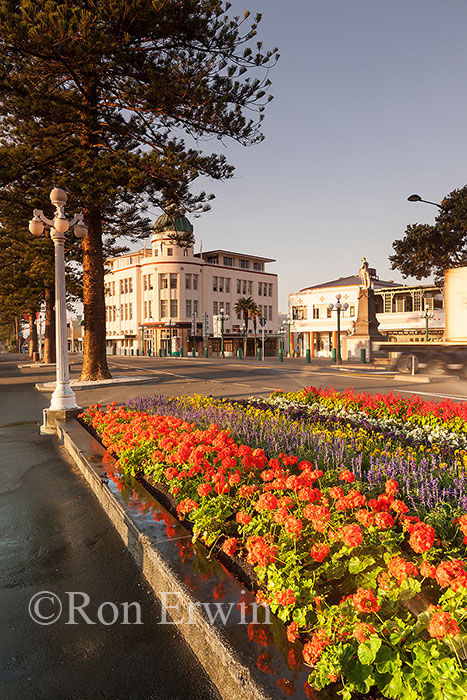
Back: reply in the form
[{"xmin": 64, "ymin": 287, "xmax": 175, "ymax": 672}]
[
  {"xmin": 41, "ymin": 407, "xmax": 82, "ymax": 435},
  {"xmin": 50, "ymin": 382, "xmax": 78, "ymax": 411}
]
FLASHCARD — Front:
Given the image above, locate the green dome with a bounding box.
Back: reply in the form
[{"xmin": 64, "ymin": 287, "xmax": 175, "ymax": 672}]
[{"xmin": 153, "ymin": 211, "xmax": 193, "ymax": 234}]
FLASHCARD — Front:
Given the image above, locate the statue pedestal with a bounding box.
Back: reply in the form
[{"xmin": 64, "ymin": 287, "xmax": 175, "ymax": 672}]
[{"xmin": 346, "ymin": 288, "xmax": 385, "ymax": 361}]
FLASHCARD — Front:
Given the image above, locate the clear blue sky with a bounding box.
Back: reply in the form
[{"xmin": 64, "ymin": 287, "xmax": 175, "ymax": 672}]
[{"xmin": 153, "ymin": 0, "xmax": 467, "ymax": 310}]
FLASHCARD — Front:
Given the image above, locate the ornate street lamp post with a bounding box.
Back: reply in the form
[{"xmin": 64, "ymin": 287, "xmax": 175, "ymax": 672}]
[
  {"xmin": 284, "ymin": 314, "xmax": 292, "ymax": 357},
  {"xmin": 219, "ymin": 307, "xmax": 229, "ymax": 358},
  {"xmin": 421, "ymin": 306, "xmax": 435, "ymax": 342},
  {"xmin": 328, "ymin": 294, "xmax": 349, "ymax": 365},
  {"xmin": 29, "ymin": 188, "xmax": 87, "ymax": 414}
]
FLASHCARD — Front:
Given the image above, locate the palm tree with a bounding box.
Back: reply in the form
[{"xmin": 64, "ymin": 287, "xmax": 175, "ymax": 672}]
[
  {"xmin": 234, "ymin": 296, "xmax": 254, "ymax": 356},
  {"xmin": 248, "ymin": 302, "xmax": 260, "ymax": 353}
]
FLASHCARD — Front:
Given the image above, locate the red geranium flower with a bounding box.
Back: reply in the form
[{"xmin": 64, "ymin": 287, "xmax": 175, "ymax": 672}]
[
  {"xmin": 340, "ymin": 524, "xmax": 363, "ymax": 548},
  {"xmin": 352, "ymin": 588, "xmax": 380, "ymax": 614},
  {"xmin": 427, "ymin": 610, "xmax": 460, "ymax": 639}
]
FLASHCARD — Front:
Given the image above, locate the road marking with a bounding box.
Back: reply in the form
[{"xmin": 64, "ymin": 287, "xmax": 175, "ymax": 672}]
[{"xmin": 396, "ymin": 389, "xmax": 467, "ymax": 401}]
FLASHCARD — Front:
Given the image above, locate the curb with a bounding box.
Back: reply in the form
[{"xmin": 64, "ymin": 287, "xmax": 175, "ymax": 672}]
[
  {"xmin": 393, "ymin": 374, "xmax": 460, "ymax": 384},
  {"xmin": 35, "ymin": 376, "xmax": 160, "ymax": 392},
  {"xmin": 55, "ymin": 418, "xmax": 311, "ymax": 700}
]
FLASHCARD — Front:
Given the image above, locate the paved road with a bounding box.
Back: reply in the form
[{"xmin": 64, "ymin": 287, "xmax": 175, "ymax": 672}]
[
  {"xmin": 38, "ymin": 355, "xmax": 467, "ymax": 407},
  {"xmin": 0, "ymin": 355, "xmax": 220, "ymax": 700}
]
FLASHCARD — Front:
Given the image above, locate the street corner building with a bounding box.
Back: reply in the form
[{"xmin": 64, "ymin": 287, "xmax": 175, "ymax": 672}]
[
  {"xmin": 288, "ymin": 265, "xmax": 444, "ymax": 360},
  {"xmin": 104, "ymin": 212, "xmax": 279, "ymax": 357}
]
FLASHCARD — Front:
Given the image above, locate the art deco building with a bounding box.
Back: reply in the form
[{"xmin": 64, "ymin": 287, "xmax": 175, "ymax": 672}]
[{"xmin": 104, "ymin": 212, "xmax": 278, "ymax": 356}]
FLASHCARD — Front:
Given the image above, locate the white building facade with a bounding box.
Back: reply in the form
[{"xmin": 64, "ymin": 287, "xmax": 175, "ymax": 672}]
[
  {"xmin": 288, "ymin": 273, "xmax": 444, "ymax": 358},
  {"xmin": 104, "ymin": 213, "xmax": 279, "ymax": 356}
]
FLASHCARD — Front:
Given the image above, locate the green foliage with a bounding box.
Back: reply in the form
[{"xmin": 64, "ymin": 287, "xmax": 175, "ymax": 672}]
[{"xmin": 390, "ymin": 186, "xmax": 467, "ymax": 283}]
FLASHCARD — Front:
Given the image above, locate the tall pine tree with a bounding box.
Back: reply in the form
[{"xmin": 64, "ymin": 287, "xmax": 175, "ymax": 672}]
[{"xmin": 0, "ymin": 1, "xmax": 277, "ymax": 380}]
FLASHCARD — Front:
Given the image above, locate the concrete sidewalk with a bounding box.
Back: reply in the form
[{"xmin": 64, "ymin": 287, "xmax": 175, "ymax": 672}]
[{"xmin": 0, "ymin": 355, "xmax": 220, "ymax": 700}]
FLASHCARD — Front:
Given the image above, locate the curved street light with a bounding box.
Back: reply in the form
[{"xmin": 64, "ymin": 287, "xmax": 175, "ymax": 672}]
[
  {"xmin": 29, "ymin": 188, "xmax": 87, "ymax": 413},
  {"xmin": 407, "ymin": 194, "xmax": 441, "ymax": 209}
]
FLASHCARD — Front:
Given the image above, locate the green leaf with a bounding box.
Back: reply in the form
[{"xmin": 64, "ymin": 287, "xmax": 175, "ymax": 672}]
[
  {"xmin": 375, "ymin": 644, "xmax": 401, "ymax": 674},
  {"xmin": 358, "ymin": 637, "xmax": 381, "ymax": 664},
  {"xmin": 380, "ymin": 670, "xmax": 404, "ymax": 699}
]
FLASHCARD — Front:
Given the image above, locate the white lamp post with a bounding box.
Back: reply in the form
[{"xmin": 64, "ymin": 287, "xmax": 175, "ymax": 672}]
[{"xmin": 29, "ymin": 188, "xmax": 87, "ymax": 412}]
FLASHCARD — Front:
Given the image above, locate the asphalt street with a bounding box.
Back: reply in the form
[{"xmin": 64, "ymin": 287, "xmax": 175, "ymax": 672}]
[
  {"xmin": 38, "ymin": 354, "xmax": 467, "ymax": 407},
  {"xmin": 0, "ymin": 355, "xmax": 220, "ymax": 700}
]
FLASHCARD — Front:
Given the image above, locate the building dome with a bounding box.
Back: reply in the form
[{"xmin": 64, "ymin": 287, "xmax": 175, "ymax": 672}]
[{"xmin": 153, "ymin": 211, "xmax": 193, "ymax": 234}]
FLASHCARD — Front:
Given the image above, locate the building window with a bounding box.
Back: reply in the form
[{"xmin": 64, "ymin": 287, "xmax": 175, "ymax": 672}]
[
  {"xmin": 384, "ymin": 295, "xmax": 393, "ymax": 313},
  {"xmin": 258, "ymin": 282, "xmax": 262, "ymax": 296},
  {"xmin": 144, "ymin": 301, "xmax": 147, "ymax": 319},
  {"xmin": 213, "ymin": 276, "xmax": 218, "ymax": 292},
  {"xmin": 223, "ymin": 256, "xmax": 233, "ymax": 266},
  {"xmin": 248, "ymin": 281, "xmax": 252, "ymax": 295},
  {"xmin": 254, "ymin": 262, "xmax": 263, "ymax": 271},
  {"xmin": 268, "ymin": 284, "xmax": 272, "ymax": 297},
  {"xmin": 193, "ymin": 300, "xmax": 198, "ymax": 314},
  {"xmin": 160, "ymin": 299, "xmax": 168, "ymax": 318},
  {"xmin": 213, "ymin": 301, "xmax": 218, "ymax": 315},
  {"xmin": 167, "ymin": 248, "xmax": 173, "ymax": 256},
  {"xmin": 154, "ymin": 248, "xmax": 158, "ymax": 256},
  {"xmin": 170, "ymin": 299, "xmax": 178, "ymax": 318},
  {"xmin": 159, "ymin": 274, "xmax": 168, "ymax": 289},
  {"xmin": 186, "ymin": 300, "xmax": 192, "ymax": 317},
  {"xmin": 424, "ymin": 297, "xmax": 435, "ymax": 310},
  {"xmin": 147, "ymin": 275, "xmax": 153, "ymax": 290},
  {"xmin": 186, "ymin": 274, "xmax": 192, "ymax": 289},
  {"xmin": 225, "ymin": 278, "xmax": 230, "ymax": 293},
  {"xmin": 124, "ymin": 279, "xmax": 129, "ymax": 294},
  {"xmin": 237, "ymin": 279, "xmax": 241, "ymax": 294},
  {"xmin": 207, "ymin": 255, "xmax": 218, "ymax": 265},
  {"xmin": 129, "ymin": 303, "xmax": 133, "ymax": 320},
  {"xmin": 112, "ymin": 281, "xmax": 115, "ymax": 295},
  {"xmin": 292, "ymin": 305, "xmax": 307, "ymax": 320},
  {"xmin": 268, "ymin": 306, "xmax": 272, "ymax": 321},
  {"xmin": 120, "ymin": 280, "xmax": 124, "ymax": 294},
  {"xmin": 350, "ymin": 305, "xmax": 355, "ymax": 316},
  {"xmin": 170, "ymin": 273, "xmax": 178, "ymax": 289},
  {"xmin": 239, "ymin": 259, "xmax": 250, "ymax": 269},
  {"xmin": 143, "ymin": 275, "xmax": 148, "ymax": 291},
  {"xmin": 193, "ymin": 274, "xmax": 198, "ymax": 290},
  {"xmin": 129, "ymin": 278, "xmax": 133, "ymax": 293},
  {"xmin": 313, "ymin": 306, "xmax": 319, "ymax": 319},
  {"xmin": 327, "ymin": 307, "xmax": 332, "ymax": 318},
  {"xmin": 148, "ymin": 300, "xmax": 152, "ymax": 318},
  {"xmin": 225, "ymin": 302, "xmax": 230, "ymax": 316},
  {"xmin": 396, "ymin": 297, "xmax": 405, "ymax": 313}
]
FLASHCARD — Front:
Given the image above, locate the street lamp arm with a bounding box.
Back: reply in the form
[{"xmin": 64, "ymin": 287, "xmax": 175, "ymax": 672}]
[
  {"xmin": 68, "ymin": 211, "xmax": 84, "ymax": 228},
  {"xmin": 419, "ymin": 199, "xmax": 442, "ymax": 209},
  {"xmin": 34, "ymin": 209, "xmax": 54, "ymax": 227}
]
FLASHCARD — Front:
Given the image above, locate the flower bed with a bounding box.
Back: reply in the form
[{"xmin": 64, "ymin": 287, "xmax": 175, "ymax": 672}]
[
  {"xmin": 80, "ymin": 398, "xmax": 467, "ymax": 700},
  {"xmin": 126, "ymin": 393, "xmax": 467, "ymax": 525}
]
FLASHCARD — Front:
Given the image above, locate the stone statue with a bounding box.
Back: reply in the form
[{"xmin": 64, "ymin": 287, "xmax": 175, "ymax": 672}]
[
  {"xmin": 346, "ymin": 320, "xmax": 357, "ymax": 336},
  {"xmin": 358, "ymin": 257, "xmax": 371, "ymax": 289}
]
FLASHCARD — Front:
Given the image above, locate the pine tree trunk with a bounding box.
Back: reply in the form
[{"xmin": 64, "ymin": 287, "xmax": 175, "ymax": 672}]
[
  {"xmin": 42, "ymin": 284, "xmax": 56, "ymax": 364},
  {"xmin": 28, "ymin": 313, "xmax": 38, "ymax": 356},
  {"xmin": 14, "ymin": 316, "xmax": 20, "ymax": 352},
  {"xmin": 80, "ymin": 205, "xmax": 111, "ymax": 381}
]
